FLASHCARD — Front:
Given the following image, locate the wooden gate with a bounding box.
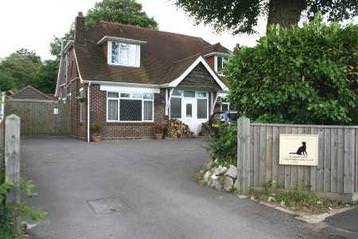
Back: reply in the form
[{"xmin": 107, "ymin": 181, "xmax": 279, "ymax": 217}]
[{"xmin": 5, "ymin": 99, "xmax": 70, "ymax": 136}]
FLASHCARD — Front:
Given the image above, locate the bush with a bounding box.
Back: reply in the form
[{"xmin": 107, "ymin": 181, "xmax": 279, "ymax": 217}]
[
  {"xmin": 90, "ymin": 123, "xmax": 102, "ymax": 134},
  {"xmin": 207, "ymin": 124, "xmax": 237, "ymax": 166},
  {"xmin": 227, "ymin": 15, "xmax": 358, "ymax": 124},
  {"xmin": 0, "ymin": 179, "xmax": 44, "ymax": 239}
]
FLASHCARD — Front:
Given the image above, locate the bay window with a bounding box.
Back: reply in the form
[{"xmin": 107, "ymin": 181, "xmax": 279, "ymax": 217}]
[{"xmin": 106, "ymin": 91, "xmax": 154, "ymax": 122}]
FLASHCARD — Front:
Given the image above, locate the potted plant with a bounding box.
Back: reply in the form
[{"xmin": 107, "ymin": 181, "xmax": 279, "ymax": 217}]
[
  {"xmin": 154, "ymin": 123, "xmax": 163, "ymax": 139},
  {"xmin": 90, "ymin": 123, "xmax": 102, "ymax": 142}
]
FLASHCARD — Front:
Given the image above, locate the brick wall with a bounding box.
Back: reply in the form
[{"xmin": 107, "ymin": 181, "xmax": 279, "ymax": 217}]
[
  {"xmin": 69, "ymin": 78, "xmax": 87, "ymax": 139},
  {"xmin": 89, "ymin": 85, "xmax": 165, "ymax": 139},
  {"xmin": 205, "ymin": 55, "xmax": 215, "ymax": 69}
]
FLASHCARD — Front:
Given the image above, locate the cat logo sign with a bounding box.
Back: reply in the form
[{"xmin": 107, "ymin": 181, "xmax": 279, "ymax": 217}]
[{"xmin": 279, "ymin": 134, "xmax": 319, "ymax": 166}]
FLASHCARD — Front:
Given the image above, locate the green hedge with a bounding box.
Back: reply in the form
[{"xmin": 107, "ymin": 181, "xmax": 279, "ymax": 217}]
[{"xmin": 227, "ymin": 15, "xmax": 358, "ymax": 124}]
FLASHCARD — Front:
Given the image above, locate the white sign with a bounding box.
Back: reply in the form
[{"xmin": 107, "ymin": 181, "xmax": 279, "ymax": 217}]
[
  {"xmin": 279, "ymin": 134, "xmax": 319, "ymax": 166},
  {"xmin": 53, "ymin": 108, "xmax": 59, "ymax": 115}
]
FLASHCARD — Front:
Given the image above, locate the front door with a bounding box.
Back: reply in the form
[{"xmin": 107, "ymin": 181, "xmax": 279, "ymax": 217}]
[
  {"xmin": 181, "ymin": 91, "xmax": 209, "ymax": 135},
  {"xmin": 182, "ymin": 97, "xmax": 197, "ymax": 133}
]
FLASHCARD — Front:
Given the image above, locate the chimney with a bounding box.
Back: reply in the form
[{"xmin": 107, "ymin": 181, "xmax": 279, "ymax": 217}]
[
  {"xmin": 234, "ymin": 43, "xmax": 241, "ymax": 51},
  {"xmin": 75, "ymin": 12, "xmax": 85, "ymax": 42}
]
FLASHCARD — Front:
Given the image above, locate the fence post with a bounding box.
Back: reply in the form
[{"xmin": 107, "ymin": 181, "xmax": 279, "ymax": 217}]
[
  {"xmin": 237, "ymin": 117, "xmax": 251, "ymax": 193},
  {"xmin": 5, "ymin": 114, "xmax": 21, "ymax": 233}
]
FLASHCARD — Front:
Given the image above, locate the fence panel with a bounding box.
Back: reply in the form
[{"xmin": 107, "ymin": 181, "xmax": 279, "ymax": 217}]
[
  {"xmin": 0, "ymin": 120, "xmax": 4, "ymax": 179},
  {"xmin": 237, "ymin": 117, "xmax": 358, "ymax": 195},
  {"xmin": 5, "ymin": 99, "xmax": 70, "ymax": 136}
]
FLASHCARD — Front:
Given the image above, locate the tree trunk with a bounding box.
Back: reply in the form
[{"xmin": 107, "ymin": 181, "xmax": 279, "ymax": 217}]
[{"xmin": 267, "ymin": 0, "xmax": 307, "ymax": 28}]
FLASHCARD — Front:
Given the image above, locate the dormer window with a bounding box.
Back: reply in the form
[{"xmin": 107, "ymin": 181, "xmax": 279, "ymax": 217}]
[
  {"xmin": 108, "ymin": 40, "xmax": 141, "ymax": 67},
  {"xmin": 215, "ymin": 55, "xmax": 228, "ymax": 76}
]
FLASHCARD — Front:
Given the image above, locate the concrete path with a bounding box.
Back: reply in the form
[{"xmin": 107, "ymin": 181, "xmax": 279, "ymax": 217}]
[{"xmin": 21, "ymin": 137, "xmax": 356, "ymax": 239}]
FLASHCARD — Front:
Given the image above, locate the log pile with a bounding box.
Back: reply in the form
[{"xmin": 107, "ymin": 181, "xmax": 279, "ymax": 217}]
[{"xmin": 166, "ymin": 119, "xmax": 194, "ymax": 138}]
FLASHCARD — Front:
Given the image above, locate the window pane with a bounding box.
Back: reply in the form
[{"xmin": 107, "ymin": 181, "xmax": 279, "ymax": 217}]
[
  {"xmin": 120, "ymin": 99, "xmax": 142, "ymax": 121},
  {"xmin": 119, "ymin": 43, "xmax": 129, "ymax": 65},
  {"xmin": 132, "ymin": 93, "xmax": 142, "ymax": 99},
  {"xmin": 108, "ymin": 92, "xmax": 119, "ymax": 98},
  {"xmin": 186, "ymin": 104, "xmax": 192, "ymax": 118},
  {"xmin": 217, "ymin": 56, "xmax": 223, "ymax": 72},
  {"xmin": 197, "ymin": 99, "xmax": 208, "ymax": 119},
  {"xmin": 170, "ymin": 98, "xmax": 181, "ymax": 119},
  {"xmin": 222, "ymin": 103, "xmax": 229, "ymax": 112},
  {"xmin": 184, "ymin": 91, "xmax": 195, "ymax": 97},
  {"xmin": 172, "ymin": 90, "xmax": 183, "ymax": 96},
  {"xmin": 197, "ymin": 91, "xmax": 207, "ymax": 98},
  {"xmin": 143, "ymin": 93, "xmax": 153, "ymax": 99},
  {"xmin": 144, "ymin": 101, "xmax": 153, "ymax": 121},
  {"xmin": 111, "ymin": 41, "xmax": 119, "ymax": 64},
  {"xmin": 108, "ymin": 99, "xmax": 119, "ymax": 120},
  {"xmin": 120, "ymin": 93, "xmax": 130, "ymax": 98}
]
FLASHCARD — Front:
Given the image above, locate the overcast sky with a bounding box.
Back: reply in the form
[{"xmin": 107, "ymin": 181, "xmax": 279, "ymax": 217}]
[{"xmin": 0, "ymin": 0, "xmax": 266, "ymax": 60}]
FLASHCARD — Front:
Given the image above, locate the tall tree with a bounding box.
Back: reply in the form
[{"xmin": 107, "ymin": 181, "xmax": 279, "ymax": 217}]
[
  {"xmin": 50, "ymin": 0, "xmax": 158, "ymax": 58},
  {"xmin": 175, "ymin": 0, "xmax": 358, "ymax": 34}
]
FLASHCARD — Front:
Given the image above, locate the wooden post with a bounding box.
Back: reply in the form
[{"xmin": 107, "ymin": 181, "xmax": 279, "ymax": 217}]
[
  {"xmin": 237, "ymin": 117, "xmax": 251, "ymax": 193},
  {"xmin": 5, "ymin": 114, "xmax": 21, "ymax": 233}
]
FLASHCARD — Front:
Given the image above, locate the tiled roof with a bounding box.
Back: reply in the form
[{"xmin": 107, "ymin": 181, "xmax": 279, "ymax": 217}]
[
  {"xmin": 11, "ymin": 85, "xmax": 57, "ymax": 101},
  {"xmin": 74, "ymin": 21, "xmax": 230, "ymax": 85}
]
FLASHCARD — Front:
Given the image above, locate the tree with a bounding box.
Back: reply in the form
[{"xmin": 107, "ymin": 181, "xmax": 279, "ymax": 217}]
[
  {"xmin": 86, "ymin": 0, "xmax": 158, "ymax": 28},
  {"xmin": 34, "ymin": 60, "xmax": 58, "ymax": 93},
  {"xmin": 0, "ymin": 49, "xmax": 42, "ymax": 90},
  {"xmin": 227, "ymin": 16, "xmax": 358, "ymax": 124},
  {"xmin": 50, "ymin": 0, "xmax": 158, "ymax": 58},
  {"xmin": 0, "ymin": 69, "xmax": 17, "ymax": 91},
  {"xmin": 175, "ymin": 0, "xmax": 358, "ymax": 34},
  {"xmin": 0, "ymin": 49, "xmax": 57, "ymax": 93}
]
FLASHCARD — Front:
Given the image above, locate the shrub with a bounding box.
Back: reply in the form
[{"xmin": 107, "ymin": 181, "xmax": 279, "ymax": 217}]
[
  {"xmin": 207, "ymin": 124, "xmax": 237, "ymax": 166},
  {"xmin": 90, "ymin": 123, "xmax": 102, "ymax": 134},
  {"xmin": 0, "ymin": 179, "xmax": 44, "ymax": 238},
  {"xmin": 227, "ymin": 15, "xmax": 358, "ymax": 124}
]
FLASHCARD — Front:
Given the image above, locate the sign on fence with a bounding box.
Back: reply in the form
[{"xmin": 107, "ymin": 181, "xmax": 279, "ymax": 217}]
[
  {"xmin": 237, "ymin": 117, "xmax": 358, "ymax": 197},
  {"xmin": 279, "ymin": 134, "xmax": 319, "ymax": 166}
]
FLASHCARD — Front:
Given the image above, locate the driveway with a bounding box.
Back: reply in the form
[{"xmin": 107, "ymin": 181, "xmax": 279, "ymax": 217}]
[{"xmin": 22, "ymin": 137, "xmax": 356, "ymax": 239}]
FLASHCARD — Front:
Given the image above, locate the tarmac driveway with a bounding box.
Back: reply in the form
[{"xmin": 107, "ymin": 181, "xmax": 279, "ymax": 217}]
[{"xmin": 22, "ymin": 137, "xmax": 356, "ymax": 239}]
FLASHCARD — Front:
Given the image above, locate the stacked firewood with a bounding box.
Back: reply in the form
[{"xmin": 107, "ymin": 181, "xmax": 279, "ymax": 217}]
[{"xmin": 166, "ymin": 119, "xmax": 194, "ymax": 138}]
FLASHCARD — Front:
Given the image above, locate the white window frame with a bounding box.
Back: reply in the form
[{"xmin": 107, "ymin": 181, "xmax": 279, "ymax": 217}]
[
  {"xmin": 108, "ymin": 40, "xmax": 140, "ymax": 68},
  {"xmin": 169, "ymin": 90, "xmax": 208, "ymax": 120},
  {"xmin": 214, "ymin": 55, "xmax": 228, "ymax": 76},
  {"xmin": 196, "ymin": 91, "xmax": 209, "ymax": 120},
  {"xmin": 106, "ymin": 91, "xmax": 154, "ymax": 123},
  {"xmin": 221, "ymin": 102, "xmax": 230, "ymax": 112}
]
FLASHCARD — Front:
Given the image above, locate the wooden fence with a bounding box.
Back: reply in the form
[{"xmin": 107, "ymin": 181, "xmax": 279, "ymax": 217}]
[
  {"xmin": 6, "ymin": 99, "xmax": 70, "ymax": 136},
  {"xmin": 0, "ymin": 119, "xmax": 4, "ymax": 178},
  {"xmin": 237, "ymin": 117, "xmax": 358, "ymax": 197}
]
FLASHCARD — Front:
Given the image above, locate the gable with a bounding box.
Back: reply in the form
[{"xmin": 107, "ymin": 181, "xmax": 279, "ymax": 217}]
[
  {"xmin": 177, "ymin": 63, "xmax": 221, "ymax": 91},
  {"xmin": 12, "ymin": 86, "xmax": 54, "ymax": 101}
]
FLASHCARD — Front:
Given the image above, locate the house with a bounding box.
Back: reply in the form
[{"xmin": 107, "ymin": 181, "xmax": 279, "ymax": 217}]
[{"xmin": 55, "ymin": 12, "xmax": 230, "ymax": 141}]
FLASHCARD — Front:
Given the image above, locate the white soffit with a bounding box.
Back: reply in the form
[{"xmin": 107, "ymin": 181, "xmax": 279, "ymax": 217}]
[{"xmin": 100, "ymin": 85, "xmax": 160, "ymax": 94}]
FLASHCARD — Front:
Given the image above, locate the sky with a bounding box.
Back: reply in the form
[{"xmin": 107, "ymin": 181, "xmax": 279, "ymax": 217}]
[{"xmin": 0, "ymin": 0, "xmax": 266, "ymax": 60}]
